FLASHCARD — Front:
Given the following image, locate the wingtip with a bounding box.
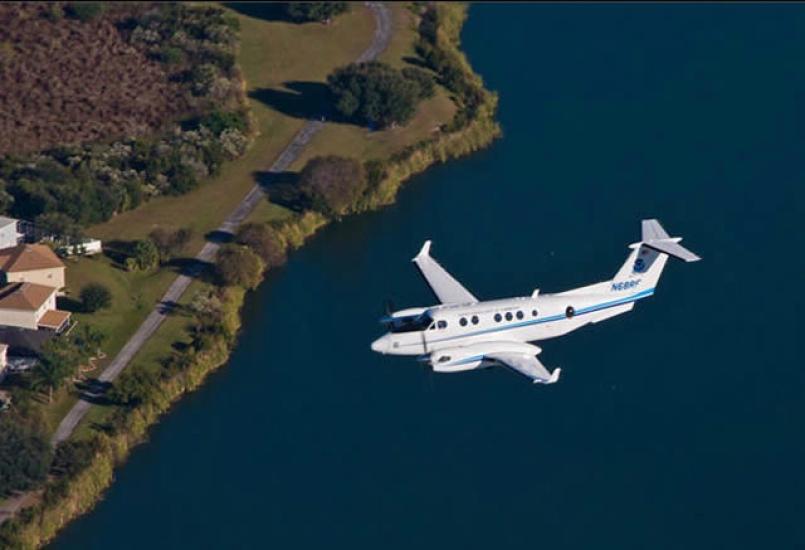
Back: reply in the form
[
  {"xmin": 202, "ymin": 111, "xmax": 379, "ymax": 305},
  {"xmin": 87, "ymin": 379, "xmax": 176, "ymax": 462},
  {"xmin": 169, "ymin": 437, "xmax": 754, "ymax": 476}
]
[{"xmin": 412, "ymin": 240, "xmax": 432, "ymax": 262}]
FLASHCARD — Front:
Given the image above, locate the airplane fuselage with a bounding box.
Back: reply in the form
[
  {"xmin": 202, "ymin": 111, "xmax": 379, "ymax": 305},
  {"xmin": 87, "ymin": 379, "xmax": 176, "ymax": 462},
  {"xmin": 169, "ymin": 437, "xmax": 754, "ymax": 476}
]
[{"xmin": 371, "ymin": 285, "xmax": 653, "ymax": 362}]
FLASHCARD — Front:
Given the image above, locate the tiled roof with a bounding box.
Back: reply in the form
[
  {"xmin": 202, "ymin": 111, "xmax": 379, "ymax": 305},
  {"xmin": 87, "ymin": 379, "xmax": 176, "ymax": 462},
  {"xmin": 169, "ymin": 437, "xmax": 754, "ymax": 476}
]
[
  {"xmin": 0, "ymin": 244, "xmax": 64, "ymax": 273},
  {"xmin": 38, "ymin": 309, "xmax": 71, "ymax": 329},
  {"xmin": 0, "ymin": 282, "xmax": 54, "ymax": 311}
]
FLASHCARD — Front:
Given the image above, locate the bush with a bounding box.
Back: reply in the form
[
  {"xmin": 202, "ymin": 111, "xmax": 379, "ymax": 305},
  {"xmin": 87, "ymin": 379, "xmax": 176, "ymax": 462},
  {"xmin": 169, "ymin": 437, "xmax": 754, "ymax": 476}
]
[
  {"xmin": 108, "ymin": 368, "xmax": 160, "ymax": 408},
  {"xmin": 215, "ymin": 244, "xmax": 264, "ymax": 289},
  {"xmin": 298, "ymin": 156, "xmax": 367, "ymax": 217},
  {"xmin": 235, "ymin": 223, "xmax": 287, "ymax": 269},
  {"xmin": 149, "ymin": 227, "xmax": 192, "ymax": 263},
  {"xmin": 285, "ymin": 2, "xmax": 349, "ymax": 23},
  {"xmin": 65, "ymin": 2, "xmax": 104, "ymax": 22},
  {"xmin": 80, "ymin": 283, "xmax": 112, "ymax": 313},
  {"xmin": 51, "ymin": 438, "xmax": 101, "ymax": 478},
  {"xmin": 0, "ymin": 417, "xmax": 52, "ymax": 496},
  {"xmin": 402, "ymin": 67, "xmax": 436, "ymax": 100},
  {"xmin": 126, "ymin": 239, "xmax": 160, "ymax": 272},
  {"xmin": 328, "ymin": 62, "xmax": 431, "ymax": 128}
]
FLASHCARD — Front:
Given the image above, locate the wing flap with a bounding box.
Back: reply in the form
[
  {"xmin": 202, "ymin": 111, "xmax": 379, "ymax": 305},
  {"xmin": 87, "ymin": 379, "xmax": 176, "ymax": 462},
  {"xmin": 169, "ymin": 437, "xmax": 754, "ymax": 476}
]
[{"xmin": 412, "ymin": 241, "xmax": 477, "ymax": 304}]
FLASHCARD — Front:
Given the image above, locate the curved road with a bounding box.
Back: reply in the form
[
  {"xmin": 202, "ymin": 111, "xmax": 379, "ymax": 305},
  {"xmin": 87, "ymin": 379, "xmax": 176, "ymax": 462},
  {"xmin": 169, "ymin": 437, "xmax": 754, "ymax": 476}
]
[{"xmin": 0, "ymin": 2, "xmax": 392, "ymax": 525}]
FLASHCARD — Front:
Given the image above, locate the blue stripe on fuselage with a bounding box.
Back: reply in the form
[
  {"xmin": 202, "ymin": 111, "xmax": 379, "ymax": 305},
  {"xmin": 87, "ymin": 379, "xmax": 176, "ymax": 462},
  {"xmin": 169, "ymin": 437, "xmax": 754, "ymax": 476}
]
[{"xmin": 418, "ymin": 287, "xmax": 655, "ymax": 346}]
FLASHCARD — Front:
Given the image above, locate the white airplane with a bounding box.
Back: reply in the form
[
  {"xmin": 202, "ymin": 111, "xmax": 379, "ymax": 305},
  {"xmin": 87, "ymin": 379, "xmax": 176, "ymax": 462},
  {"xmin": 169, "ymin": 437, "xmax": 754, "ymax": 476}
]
[{"xmin": 370, "ymin": 219, "xmax": 700, "ymax": 384}]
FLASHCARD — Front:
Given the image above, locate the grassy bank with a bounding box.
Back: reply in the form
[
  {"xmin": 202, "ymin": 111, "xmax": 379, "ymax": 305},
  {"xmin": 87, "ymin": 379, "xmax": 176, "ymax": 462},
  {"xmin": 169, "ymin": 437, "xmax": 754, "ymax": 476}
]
[{"xmin": 0, "ymin": 3, "xmax": 499, "ymax": 547}]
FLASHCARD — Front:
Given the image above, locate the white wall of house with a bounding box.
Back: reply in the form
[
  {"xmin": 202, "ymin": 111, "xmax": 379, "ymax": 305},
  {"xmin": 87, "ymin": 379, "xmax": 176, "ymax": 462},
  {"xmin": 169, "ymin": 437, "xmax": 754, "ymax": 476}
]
[
  {"xmin": 0, "ymin": 221, "xmax": 21, "ymax": 250},
  {"xmin": 7, "ymin": 267, "xmax": 65, "ymax": 290},
  {"xmin": 0, "ymin": 291, "xmax": 56, "ymax": 330}
]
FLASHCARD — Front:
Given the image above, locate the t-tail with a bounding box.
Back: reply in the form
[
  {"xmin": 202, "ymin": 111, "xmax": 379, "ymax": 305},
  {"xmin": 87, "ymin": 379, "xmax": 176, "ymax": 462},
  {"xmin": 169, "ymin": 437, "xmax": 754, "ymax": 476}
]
[{"xmin": 612, "ymin": 219, "xmax": 700, "ymax": 293}]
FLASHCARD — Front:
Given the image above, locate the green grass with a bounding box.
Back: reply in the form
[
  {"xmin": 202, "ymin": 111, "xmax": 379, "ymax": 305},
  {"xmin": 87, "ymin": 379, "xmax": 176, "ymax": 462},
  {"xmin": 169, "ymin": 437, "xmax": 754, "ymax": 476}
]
[{"xmin": 62, "ymin": 3, "xmax": 458, "ymax": 439}]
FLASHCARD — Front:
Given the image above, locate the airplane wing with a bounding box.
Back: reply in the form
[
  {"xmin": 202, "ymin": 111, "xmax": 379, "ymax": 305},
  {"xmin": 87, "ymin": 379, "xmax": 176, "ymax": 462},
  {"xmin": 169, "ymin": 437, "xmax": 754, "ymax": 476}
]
[
  {"xmin": 412, "ymin": 240, "xmax": 477, "ymax": 304},
  {"xmin": 486, "ymin": 351, "xmax": 561, "ymax": 384}
]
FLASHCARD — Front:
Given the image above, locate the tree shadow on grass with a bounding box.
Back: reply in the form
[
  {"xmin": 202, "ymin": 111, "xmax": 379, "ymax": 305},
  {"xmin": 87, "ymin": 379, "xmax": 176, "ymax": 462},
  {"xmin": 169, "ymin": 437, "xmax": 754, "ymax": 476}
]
[
  {"xmin": 57, "ymin": 296, "xmax": 84, "ymax": 314},
  {"xmin": 249, "ymin": 81, "xmax": 344, "ymax": 122},
  {"xmin": 102, "ymin": 240, "xmax": 133, "ymax": 270},
  {"xmin": 254, "ymin": 170, "xmax": 309, "ymax": 212},
  {"xmin": 224, "ymin": 3, "xmax": 294, "ymax": 22}
]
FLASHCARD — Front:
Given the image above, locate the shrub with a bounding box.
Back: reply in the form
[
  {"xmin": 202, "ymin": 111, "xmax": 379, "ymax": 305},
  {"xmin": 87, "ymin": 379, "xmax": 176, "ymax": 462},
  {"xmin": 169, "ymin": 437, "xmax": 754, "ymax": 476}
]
[
  {"xmin": 215, "ymin": 244, "xmax": 264, "ymax": 289},
  {"xmin": 327, "ymin": 62, "xmax": 431, "ymax": 128},
  {"xmin": 51, "ymin": 438, "xmax": 101, "ymax": 477},
  {"xmin": 285, "ymin": 2, "xmax": 349, "ymax": 23},
  {"xmin": 402, "ymin": 67, "xmax": 436, "ymax": 100},
  {"xmin": 127, "ymin": 239, "xmax": 160, "ymax": 272},
  {"xmin": 298, "ymin": 156, "xmax": 367, "ymax": 217},
  {"xmin": 149, "ymin": 227, "xmax": 192, "ymax": 263},
  {"xmin": 108, "ymin": 368, "xmax": 160, "ymax": 408},
  {"xmin": 80, "ymin": 283, "xmax": 112, "ymax": 313},
  {"xmin": 235, "ymin": 223, "xmax": 287, "ymax": 269}
]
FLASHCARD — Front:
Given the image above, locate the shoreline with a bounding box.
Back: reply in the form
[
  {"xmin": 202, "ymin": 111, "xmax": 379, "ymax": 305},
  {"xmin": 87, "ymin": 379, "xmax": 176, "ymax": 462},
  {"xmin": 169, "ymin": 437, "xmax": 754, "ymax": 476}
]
[{"xmin": 0, "ymin": 4, "xmax": 500, "ymax": 547}]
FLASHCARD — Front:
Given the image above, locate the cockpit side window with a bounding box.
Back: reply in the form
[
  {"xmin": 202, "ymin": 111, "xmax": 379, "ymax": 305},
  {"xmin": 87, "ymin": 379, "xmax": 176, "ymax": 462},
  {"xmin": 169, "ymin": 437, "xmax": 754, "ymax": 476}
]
[{"xmin": 389, "ymin": 313, "xmax": 433, "ymax": 333}]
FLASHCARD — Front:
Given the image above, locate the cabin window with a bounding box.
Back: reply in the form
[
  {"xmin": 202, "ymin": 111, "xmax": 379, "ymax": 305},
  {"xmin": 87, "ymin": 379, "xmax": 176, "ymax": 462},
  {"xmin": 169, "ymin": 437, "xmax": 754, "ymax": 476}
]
[
  {"xmin": 505, "ymin": 312, "xmax": 513, "ymax": 321},
  {"xmin": 438, "ymin": 355, "xmax": 451, "ymax": 363},
  {"xmin": 494, "ymin": 313, "xmax": 502, "ymax": 322},
  {"xmin": 471, "ymin": 315, "xmax": 479, "ymax": 325},
  {"xmin": 566, "ymin": 306, "xmax": 575, "ymax": 318},
  {"xmin": 532, "ymin": 309, "xmax": 538, "ymax": 317},
  {"xmin": 437, "ymin": 320, "xmax": 448, "ymax": 329},
  {"xmin": 459, "ymin": 317, "xmax": 468, "ymax": 327},
  {"xmin": 516, "ymin": 311, "xmax": 524, "ymax": 320}
]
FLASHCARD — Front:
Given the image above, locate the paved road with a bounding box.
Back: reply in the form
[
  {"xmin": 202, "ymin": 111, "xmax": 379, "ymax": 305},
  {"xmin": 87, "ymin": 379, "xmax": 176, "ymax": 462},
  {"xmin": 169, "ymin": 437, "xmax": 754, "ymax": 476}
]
[{"xmin": 50, "ymin": 3, "xmax": 391, "ymax": 446}]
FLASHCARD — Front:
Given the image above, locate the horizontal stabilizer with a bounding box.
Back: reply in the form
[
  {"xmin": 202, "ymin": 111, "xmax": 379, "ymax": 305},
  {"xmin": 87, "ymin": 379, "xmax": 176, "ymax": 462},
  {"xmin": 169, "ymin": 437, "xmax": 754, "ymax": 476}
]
[
  {"xmin": 641, "ymin": 219, "xmax": 701, "ymax": 262},
  {"xmin": 644, "ymin": 239, "xmax": 701, "ymax": 262}
]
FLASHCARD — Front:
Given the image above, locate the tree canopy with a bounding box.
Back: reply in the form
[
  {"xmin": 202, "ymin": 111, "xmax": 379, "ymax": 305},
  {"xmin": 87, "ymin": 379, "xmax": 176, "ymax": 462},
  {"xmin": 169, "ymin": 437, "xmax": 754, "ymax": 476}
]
[
  {"xmin": 80, "ymin": 283, "xmax": 112, "ymax": 313},
  {"xmin": 0, "ymin": 416, "xmax": 51, "ymax": 497},
  {"xmin": 298, "ymin": 156, "xmax": 366, "ymax": 217},
  {"xmin": 235, "ymin": 223, "xmax": 287, "ymax": 270},
  {"xmin": 327, "ymin": 62, "xmax": 435, "ymax": 128},
  {"xmin": 215, "ymin": 244, "xmax": 264, "ymax": 289}
]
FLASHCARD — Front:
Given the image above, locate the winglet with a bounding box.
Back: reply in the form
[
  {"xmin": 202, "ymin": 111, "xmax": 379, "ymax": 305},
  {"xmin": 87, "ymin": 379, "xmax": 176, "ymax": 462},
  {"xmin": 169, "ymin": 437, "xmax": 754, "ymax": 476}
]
[
  {"xmin": 413, "ymin": 240, "xmax": 432, "ymax": 262},
  {"xmin": 535, "ymin": 368, "xmax": 561, "ymax": 384}
]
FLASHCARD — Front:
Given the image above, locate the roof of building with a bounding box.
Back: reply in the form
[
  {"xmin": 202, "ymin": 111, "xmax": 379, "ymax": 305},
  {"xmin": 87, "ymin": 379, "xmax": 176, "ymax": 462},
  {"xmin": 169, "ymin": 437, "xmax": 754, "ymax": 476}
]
[
  {"xmin": 0, "ymin": 282, "xmax": 55, "ymax": 311},
  {"xmin": 38, "ymin": 310, "xmax": 71, "ymax": 330},
  {"xmin": 0, "ymin": 216, "xmax": 17, "ymax": 230},
  {"xmin": 0, "ymin": 244, "xmax": 64, "ymax": 273}
]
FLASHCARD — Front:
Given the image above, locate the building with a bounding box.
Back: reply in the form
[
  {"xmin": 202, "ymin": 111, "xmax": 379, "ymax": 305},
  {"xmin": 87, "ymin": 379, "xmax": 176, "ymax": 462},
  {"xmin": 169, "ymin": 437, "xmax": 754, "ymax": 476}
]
[
  {"xmin": 0, "ymin": 244, "xmax": 65, "ymax": 290},
  {"xmin": 0, "ymin": 282, "xmax": 71, "ymax": 332},
  {"xmin": 0, "ymin": 217, "xmax": 22, "ymax": 250}
]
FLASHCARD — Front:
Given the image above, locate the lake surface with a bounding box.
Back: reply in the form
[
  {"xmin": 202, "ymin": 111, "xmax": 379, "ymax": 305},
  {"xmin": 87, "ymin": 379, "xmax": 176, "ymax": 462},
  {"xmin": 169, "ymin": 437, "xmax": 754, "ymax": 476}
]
[{"xmin": 53, "ymin": 4, "xmax": 805, "ymax": 548}]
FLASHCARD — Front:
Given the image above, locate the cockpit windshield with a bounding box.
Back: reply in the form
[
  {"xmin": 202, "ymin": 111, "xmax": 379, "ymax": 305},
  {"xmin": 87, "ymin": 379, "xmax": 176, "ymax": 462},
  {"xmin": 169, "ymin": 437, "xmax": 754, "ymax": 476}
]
[{"xmin": 388, "ymin": 313, "xmax": 433, "ymax": 334}]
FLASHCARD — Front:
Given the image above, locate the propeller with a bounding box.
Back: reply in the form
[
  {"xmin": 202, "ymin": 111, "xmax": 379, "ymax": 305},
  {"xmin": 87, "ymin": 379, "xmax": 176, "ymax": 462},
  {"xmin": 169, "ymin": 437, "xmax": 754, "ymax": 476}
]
[{"xmin": 379, "ymin": 298, "xmax": 396, "ymax": 324}]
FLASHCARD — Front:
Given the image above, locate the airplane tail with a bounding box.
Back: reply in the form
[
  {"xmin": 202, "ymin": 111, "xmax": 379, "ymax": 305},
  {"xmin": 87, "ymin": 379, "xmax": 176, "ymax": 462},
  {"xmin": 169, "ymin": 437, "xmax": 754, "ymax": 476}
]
[{"xmin": 612, "ymin": 219, "xmax": 700, "ymax": 292}]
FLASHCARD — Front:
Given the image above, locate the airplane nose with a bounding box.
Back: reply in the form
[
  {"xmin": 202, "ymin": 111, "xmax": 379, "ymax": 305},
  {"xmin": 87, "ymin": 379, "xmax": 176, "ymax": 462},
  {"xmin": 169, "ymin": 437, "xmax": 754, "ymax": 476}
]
[{"xmin": 371, "ymin": 335, "xmax": 389, "ymax": 354}]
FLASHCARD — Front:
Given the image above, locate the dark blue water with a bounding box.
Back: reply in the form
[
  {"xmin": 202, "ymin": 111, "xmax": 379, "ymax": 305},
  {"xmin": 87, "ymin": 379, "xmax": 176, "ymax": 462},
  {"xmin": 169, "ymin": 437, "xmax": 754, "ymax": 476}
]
[{"xmin": 54, "ymin": 4, "xmax": 805, "ymax": 548}]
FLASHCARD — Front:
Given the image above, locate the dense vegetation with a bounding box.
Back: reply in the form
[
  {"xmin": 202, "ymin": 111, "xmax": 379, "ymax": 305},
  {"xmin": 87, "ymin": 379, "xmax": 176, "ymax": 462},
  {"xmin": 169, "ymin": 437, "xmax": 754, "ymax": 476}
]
[
  {"xmin": 0, "ymin": 416, "xmax": 51, "ymax": 497},
  {"xmin": 285, "ymin": 2, "xmax": 349, "ymax": 23},
  {"xmin": 328, "ymin": 62, "xmax": 435, "ymax": 128},
  {"xmin": 0, "ymin": 3, "xmax": 250, "ymax": 229},
  {"xmin": 298, "ymin": 155, "xmax": 367, "ymax": 217},
  {"xmin": 414, "ymin": 4, "xmax": 489, "ymax": 131}
]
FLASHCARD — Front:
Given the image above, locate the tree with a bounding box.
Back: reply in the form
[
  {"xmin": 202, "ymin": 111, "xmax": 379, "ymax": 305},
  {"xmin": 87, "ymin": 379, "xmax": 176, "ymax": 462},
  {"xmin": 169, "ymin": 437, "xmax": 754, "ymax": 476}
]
[
  {"xmin": 31, "ymin": 344, "xmax": 75, "ymax": 404},
  {"xmin": 126, "ymin": 239, "xmax": 159, "ymax": 271},
  {"xmin": 80, "ymin": 283, "xmax": 112, "ymax": 313},
  {"xmin": 285, "ymin": 2, "xmax": 349, "ymax": 23},
  {"xmin": 0, "ymin": 417, "xmax": 51, "ymax": 496},
  {"xmin": 298, "ymin": 156, "xmax": 367, "ymax": 217},
  {"xmin": 215, "ymin": 244, "xmax": 264, "ymax": 289},
  {"xmin": 34, "ymin": 212, "xmax": 84, "ymax": 244},
  {"xmin": 148, "ymin": 227, "xmax": 192, "ymax": 263},
  {"xmin": 107, "ymin": 369, "xmax": 160, "ymax": 408},
  {"xmin": 327, "ymin": 62, "xmax": 432, "ymax": 128},
  {"xmin": 235, "ymin": 223, "xmax": 287, "ymax": 269}
]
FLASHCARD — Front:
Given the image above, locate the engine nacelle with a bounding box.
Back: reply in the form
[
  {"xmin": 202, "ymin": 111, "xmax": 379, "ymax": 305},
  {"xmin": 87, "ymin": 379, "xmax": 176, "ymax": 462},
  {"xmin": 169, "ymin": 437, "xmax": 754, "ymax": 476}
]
[
  {"xmin": 428, "ymin": 342, "xmax": 542, "ymax": 373},
  {"xmin": 429, "ymin": 347, "xmax": 486, "ymax": 373}
]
